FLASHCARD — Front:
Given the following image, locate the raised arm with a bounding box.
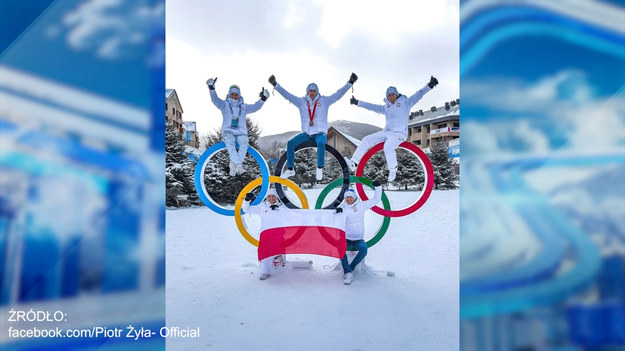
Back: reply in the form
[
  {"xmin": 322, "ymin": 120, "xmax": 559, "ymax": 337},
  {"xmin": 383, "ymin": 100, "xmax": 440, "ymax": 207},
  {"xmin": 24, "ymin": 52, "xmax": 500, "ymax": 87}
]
[
  {"xmin": 242, "ymin": 200, "xmax": 261, "ymax": 215},
  {"xmin": 406, "ymin": 84, "xmax": 432, "ymax": 108},
  {"xmin": 245, "ymin": 99, "xmax": 265, "ymax": 114},
  {"xmin": 242, "ymin": 193, "xmax": 261, "ymax": 214},
  {"xmin": 356, "ymin": 99, "xmax": 385, "ymax": 114},
  {"xmin": 274, "ymin": 83, "xmax": 302, "ymax": 106},
  {"xmin": 326, "ymin": 82, "xmax": 352, "ymax": 105},
  {"xmin": 407, "ymin": 76, "xmax": 437, "ymax": 107},
  {"xmin": 207, "ymin": 77, "xmax": 225, "ymax": 109},
  {"xmin": 209, "ymin": 88, "xmax": 225, "ymax": 110},
  {"xmin": 361, "ymin": 182, "xmax": 383, "ymax": 210}
]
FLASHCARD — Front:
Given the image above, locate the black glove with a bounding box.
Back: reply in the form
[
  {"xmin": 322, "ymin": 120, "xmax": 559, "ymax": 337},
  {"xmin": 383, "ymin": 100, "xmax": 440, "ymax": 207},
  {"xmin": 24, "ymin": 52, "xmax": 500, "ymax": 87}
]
[
  {"xmin": 245, "ymin": 192, "xmax": 255, "ymax": 201},
  {"xmin": 350, "ymin": 95, "xmax": 358, "ymax": 105},
  {"xmin": 335, "ymin": 207, "xmax": 343, "ymax": 213},
  {"xmin": 348, "ymin": 72, "xmax": 358, "ymax": 84},
  {"xmin": 428, "ymin": 76, "xmax": 438, "ymax": 89},
  {"xmin": 259, "ymin": 87, "xmax": 268, "ymax": 101},
  {"xmin": 372, "ymin": 180, "xmax": 381, "ymax": 187},
  {"xmin": 206, "ymin": 77, "xmax": 217, "ymax": 90},
  {"xmin": 270, "ymin": 204, "xmax": 279, "ymax": 210},
  {"xmin": 268, "ymin": 75, "xmax": 277, "ymax": 87}
]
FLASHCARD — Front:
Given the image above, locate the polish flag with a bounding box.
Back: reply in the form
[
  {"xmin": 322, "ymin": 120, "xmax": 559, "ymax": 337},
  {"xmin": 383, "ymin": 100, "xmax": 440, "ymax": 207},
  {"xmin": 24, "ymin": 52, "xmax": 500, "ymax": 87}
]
[{"xmin": 257, "ymin": 209, "xmax": 347, "ymax": 261}]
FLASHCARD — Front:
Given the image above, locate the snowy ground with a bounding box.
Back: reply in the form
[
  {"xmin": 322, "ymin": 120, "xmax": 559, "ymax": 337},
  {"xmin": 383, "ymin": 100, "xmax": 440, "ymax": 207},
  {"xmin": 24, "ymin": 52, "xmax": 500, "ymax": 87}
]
[{"xmin": 166, "ymin": 188, "xmax": 458, "ymax": 351}]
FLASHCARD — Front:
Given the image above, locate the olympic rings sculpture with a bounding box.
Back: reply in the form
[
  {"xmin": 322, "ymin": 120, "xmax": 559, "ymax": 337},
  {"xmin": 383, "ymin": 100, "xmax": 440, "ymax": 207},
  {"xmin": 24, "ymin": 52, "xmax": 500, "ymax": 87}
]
[
  {"xmin": 234, "ymin": 176, "xmax": 309, "ymax": 247},
  {"xmin": 194, "ymin": 142, "xmax": 270, "ymax": 216},
  {"xmin": 316, "ymin": 176, "xmax": 392, "ymax": 249},
  {"xmin": 273, "ymin": 141, "xmax": 350, "ymax": 209},
  {"xmin": 194, "ymin": 140, "xmax": 435, "ymax": 247},
  {"xmin": 355, "ymin": 141, "xmax": 434, "ymax": 217}
]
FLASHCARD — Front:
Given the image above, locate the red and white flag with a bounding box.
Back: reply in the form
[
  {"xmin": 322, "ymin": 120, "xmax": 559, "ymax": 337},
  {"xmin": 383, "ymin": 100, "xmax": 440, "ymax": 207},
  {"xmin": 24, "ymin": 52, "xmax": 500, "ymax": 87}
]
[{"xmin": 257, "ymin": 209, "xmax": 346, "ymax": 261}]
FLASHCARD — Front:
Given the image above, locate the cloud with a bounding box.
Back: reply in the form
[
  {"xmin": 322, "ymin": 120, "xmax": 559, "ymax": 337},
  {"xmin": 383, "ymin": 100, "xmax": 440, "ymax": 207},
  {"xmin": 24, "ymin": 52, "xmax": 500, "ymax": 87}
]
[{"xmin": 60, "ymin": 0, "xmax": 164, "ymax": 60}]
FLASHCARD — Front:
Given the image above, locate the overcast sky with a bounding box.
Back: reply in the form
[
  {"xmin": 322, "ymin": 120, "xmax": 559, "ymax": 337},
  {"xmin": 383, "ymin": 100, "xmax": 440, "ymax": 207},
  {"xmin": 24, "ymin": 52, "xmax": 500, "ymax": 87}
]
[{"xmin": 166, "ymin": 0, "xmax": 459, "ymax": 139}]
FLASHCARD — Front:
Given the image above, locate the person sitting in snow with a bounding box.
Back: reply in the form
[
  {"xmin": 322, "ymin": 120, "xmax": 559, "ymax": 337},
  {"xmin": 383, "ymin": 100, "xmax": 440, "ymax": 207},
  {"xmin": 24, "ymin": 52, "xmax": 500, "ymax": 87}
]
[
  {"xmin": 346, "ymin": 76, "xmax": 438, "ymax": 182},
  {"xmin": 334, "ymin": 180, "xmax": 382, "ymax": 285},
  {"xmin": 242, "ymin": 188, "xmax": 285, "ymax": 280},
  {"xmin": 268, "ymin": 73, "xmax": 357, "ymax": 181},
  {"xmin": 207, "ymin": 77, "xmax": 269, "ymax": 176}
]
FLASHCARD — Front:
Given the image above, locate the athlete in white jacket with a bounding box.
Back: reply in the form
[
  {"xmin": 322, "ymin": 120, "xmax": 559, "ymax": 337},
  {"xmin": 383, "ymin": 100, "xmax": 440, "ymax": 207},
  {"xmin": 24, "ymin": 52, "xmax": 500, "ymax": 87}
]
[
  {"xmin": 335, "ymin": 181, "xmax": 382, "ymax": 284},
  {"xmin": 268, "ymin": 73, "xmax": 357, "ymax": 181},
  {"xmin": 346, "ymin": 76, "xmax": 438, "ymax": 182},
  {"xmin": 207, "ymin": 77, "xmax": 269, "ymax": 176},
  {"xmin": 242, "ymin": 188, "xmax": 285, "ymax": 280}
]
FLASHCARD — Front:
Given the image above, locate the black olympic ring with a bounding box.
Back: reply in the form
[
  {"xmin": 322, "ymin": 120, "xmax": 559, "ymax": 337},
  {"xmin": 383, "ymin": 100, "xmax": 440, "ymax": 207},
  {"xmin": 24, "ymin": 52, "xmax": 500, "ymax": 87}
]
[{"xmin": 273, "ymin": 141, "xmax": 350, "ymax": 209}]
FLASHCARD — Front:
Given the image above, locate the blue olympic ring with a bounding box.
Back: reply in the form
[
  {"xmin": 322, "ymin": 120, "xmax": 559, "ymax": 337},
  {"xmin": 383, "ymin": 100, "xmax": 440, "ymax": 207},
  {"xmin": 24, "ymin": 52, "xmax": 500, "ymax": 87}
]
[{"xmin": 194, "ymin": 142, "xmax": 270, "ymax": 216}]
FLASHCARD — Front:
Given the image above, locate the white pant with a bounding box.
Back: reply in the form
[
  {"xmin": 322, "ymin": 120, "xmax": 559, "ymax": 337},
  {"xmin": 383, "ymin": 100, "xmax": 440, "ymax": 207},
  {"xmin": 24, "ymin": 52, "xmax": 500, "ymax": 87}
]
[
  {"xmin": 260, "ymin": 255, "xmax": 285, "ymax": 274},
  {"xmin": 352, "ymin": 131, "xmax": 406, "ymax": 170},
  {"xmin": 223, "ymin": 133, "xmax": 249, "ymax": 165}
]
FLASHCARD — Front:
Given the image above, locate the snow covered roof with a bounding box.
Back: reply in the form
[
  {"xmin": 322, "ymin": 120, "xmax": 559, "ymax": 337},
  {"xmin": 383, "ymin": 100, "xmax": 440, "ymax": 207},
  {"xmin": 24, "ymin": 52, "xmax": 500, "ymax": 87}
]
[
  {"xmin": 166, "ymin": 89, "xmax": 174, "ymax": 99},
  {"xmin": 408, "ymin": 103, "xmax": 459, "ymax": 127},
  {"xmin": 328, "ymin": 126, "xmax": 361, "ymax": 146}
]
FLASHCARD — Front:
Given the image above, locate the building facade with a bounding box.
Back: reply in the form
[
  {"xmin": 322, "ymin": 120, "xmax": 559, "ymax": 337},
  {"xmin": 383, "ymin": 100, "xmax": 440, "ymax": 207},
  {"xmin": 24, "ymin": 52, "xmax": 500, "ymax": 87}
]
[
  {"xmin": 326, "ymin": 126, "xmax": 360, "ymax": 156},
  {"xmin": 182, "ymin": 121, "xmax": 200, "ymax": 149},
  {"xmin": 166, "ymin": 89, "xmax": 184, "ymax": 138},
  {"xmin": 407, "ymin": 100, "xmax": 459, "ymax": 149}
]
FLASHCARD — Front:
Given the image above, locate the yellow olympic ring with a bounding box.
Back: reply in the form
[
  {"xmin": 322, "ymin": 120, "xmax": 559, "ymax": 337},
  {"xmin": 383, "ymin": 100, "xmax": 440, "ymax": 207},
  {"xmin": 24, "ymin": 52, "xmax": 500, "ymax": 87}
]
[{"xmin": 234, "ymin": 176, "xmax": 309, "ymax": 247}]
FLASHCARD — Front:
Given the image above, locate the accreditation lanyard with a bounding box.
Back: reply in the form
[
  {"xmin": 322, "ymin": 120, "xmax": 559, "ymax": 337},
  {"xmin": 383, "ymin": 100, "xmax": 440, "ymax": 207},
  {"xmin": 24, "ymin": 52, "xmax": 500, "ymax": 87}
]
[
  {"xmin": 229, "ymin": 101, "xmax": 241, "ymax": 127},
  {"xmin": 306, "ymin": 99, "xmax": 318, "ymax": 126}
]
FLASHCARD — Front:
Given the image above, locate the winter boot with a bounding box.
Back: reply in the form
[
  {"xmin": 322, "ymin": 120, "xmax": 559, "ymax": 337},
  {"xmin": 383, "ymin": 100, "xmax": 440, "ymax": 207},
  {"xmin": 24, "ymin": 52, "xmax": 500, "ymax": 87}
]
[
  {"xmin": 345, "ymin": 157, "xmax": 358, "ymax": 172},
  {"xmin": 343, "ymin": 272, "xmax": 354, "ymax": 285},
  {"xmin": 229, "ymin": 160, "xmax": 236, "ymax": 177},
  {"xmin": 281, "ymin": 168, "xmax": 295, "ymax": 178},
  {"xmin": 316, "ymin": 167, "xmax": 323, "ymax": 181},
  {"xmin": 388, "ymin": 167, "xmax": 397, "ymax": 182},
  {"xmin": 236, "ymin": 163, "xmax": 245, "ymax": 175}
]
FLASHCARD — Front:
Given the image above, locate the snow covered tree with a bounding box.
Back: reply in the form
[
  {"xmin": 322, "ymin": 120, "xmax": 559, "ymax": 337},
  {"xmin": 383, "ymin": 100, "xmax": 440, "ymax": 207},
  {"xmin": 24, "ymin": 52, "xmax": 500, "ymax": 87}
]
[
  {"xmin": 291, "ymin": 148, "xmax": 317, "ymax": 188},
  {"xmin": 392, "ymin": 148, "xmax": 424, "ymax": 190},
  {"xmin": 166, "ymin": 122, "xmax": 201, "ymax": 207},
  {"xmin": 428, "ymin": 141, "xmax": 458, "ymax": 190},
  {"xmin": 322, "ymin": 156, "xmax": 343, "ymax": 184},
  {"xmin": 201, "ymin": 118, "xmax": 264, "ymax": 204},
  {"xmin": 362, "ymin": 152, "xmax": 387, "ymax": 186}
]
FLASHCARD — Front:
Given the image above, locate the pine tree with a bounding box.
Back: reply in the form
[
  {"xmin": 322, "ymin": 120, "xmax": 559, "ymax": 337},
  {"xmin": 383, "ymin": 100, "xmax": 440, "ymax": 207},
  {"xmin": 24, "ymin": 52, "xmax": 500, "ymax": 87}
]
[
  {"xmin": 392, "ymin": 148, "xmax": 424, "ymax": 190},
  {"xmin": 322, "ymin": 156, "xmax": 343, "ymax": 184},
  {"xmin": 363, "ymin": 152, "xmax": 387, "ymax": 186},
  {"xmin": 165, "ymin": 122, "xmax": 200, "ymax": 207},
  {"xmin": 291, "ymin": 148, "xmax": 317, "ymax": 188},
  {"xmin": 428, "ymin": 141, "xmax": 459, "ymax": 190}
]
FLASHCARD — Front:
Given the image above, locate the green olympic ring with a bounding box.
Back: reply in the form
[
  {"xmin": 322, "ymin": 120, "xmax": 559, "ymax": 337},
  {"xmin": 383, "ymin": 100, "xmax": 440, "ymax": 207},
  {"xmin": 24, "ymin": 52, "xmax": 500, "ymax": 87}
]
[{"xmin": 316, "ymin": 176, "xmax": 391, "ymax": 249}]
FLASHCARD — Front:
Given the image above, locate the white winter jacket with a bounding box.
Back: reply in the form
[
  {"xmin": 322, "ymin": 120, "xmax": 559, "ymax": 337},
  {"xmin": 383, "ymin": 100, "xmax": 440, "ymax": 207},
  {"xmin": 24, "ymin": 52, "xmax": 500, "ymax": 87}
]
[
  {"xmin": 338, "ymin": 186, "xmax": 382, "ymax": 241},
  {"xmin": 274, "ymin": 82, "xmax": 352, "ymax": 136},
  {"xmin": 210, "ymin": 89, "xmax": 265, "ymax": 136},
  {"xmin": 357, "ymin": 84, "xmax": 431, "ymax": 136}
]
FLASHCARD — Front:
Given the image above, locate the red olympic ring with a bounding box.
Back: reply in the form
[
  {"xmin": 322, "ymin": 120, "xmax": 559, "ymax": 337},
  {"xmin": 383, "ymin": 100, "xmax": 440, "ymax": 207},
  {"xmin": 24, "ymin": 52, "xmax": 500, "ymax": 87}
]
[{"xmin": 355, "ymin": 141, "xmax": 434, "ymax": 217}]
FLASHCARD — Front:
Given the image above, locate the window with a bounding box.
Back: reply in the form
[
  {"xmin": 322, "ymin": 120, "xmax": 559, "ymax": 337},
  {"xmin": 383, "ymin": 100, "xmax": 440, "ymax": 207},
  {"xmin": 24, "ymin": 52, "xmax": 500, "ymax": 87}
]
[
  {"xmin": 173, "ymin": 108, "xmax": 176, "ymax": 115},
  {"xmin": 416, "ymin": 127, "xmax": 422, "ymax": 133},
  {"xmin": 453, "ymin": 122, "xmax": 459, "ymax": 128},
  {"xmin": 408, "ymin": 129, "xmax": 412, "ymax": 136},
  {"xmin": 437, "ymin": 123, "xmax": 447, "ymax": 129},
  {"xmin": 416, "ymin": 140, "xmax": 421, "ymax": 145},
  {"xmin": 427, "ymin": 126, "xmax": 431, "ymax": 132},
  {"xmin": 166, "ymin": 103, "xmax": 168, "ymax": 111}
]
